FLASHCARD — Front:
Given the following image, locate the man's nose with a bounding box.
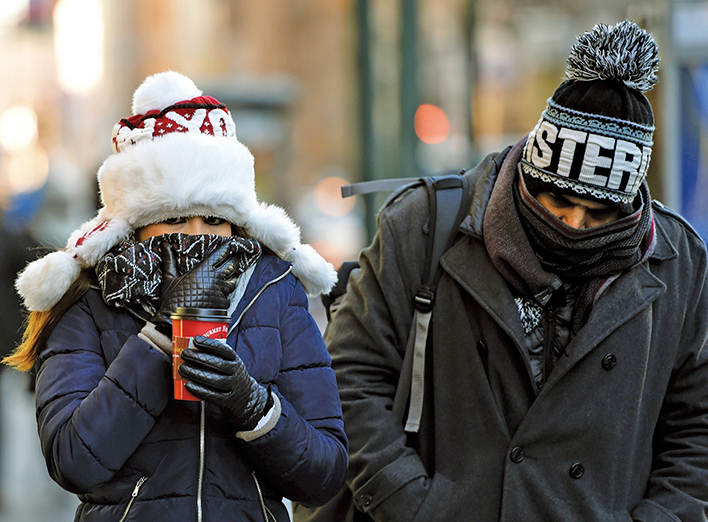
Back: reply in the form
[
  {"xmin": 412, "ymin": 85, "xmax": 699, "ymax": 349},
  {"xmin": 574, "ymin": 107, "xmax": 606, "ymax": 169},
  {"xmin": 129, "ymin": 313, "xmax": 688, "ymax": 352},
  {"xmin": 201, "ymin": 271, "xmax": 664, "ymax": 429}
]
[{"xmin": 560, "ymin": 206, "xmax": 586, "ymax": 229}]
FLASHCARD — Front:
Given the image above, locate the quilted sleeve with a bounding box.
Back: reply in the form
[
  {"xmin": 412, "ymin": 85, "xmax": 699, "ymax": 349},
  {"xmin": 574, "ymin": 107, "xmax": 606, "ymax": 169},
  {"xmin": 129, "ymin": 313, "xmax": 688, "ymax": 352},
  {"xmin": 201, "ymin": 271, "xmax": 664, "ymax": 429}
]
[
  {"xmin": 34, "ymin": 296, "xmax": 172, "ymax": 494},
  {"xmin": 235, "ymin": 276, "xmax": 348, "ymax": 507}
]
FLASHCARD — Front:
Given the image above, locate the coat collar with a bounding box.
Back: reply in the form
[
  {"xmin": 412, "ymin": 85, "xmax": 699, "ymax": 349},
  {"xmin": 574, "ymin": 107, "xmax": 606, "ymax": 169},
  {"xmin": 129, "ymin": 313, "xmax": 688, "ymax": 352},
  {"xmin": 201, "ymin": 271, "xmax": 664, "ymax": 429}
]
[
  {"xmin": 546, "ymin": 262, "xmax": 665, "ymax": 388},
  {"xmin": 228, "ymin": 254, "xmax": 292, "ymax": 331},
  {"xmin": 649, "ymin": 206, "xmax": 679, "ymax": 261},
  {"xmin": 441, "ymin": 230, "xmax": 666, "ymax": 395},
  {"xmin": 441, "ymin": 236, "xmax": 526, "ymax": 345},
  {"xmin": 444, "ymin": 152, "xmax": 673, "ymax": 392}
]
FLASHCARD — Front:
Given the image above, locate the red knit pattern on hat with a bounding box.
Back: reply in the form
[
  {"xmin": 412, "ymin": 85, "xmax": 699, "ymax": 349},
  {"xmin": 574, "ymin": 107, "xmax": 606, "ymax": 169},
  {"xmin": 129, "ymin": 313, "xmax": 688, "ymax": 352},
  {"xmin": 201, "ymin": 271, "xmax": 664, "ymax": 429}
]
[{"xmin": 111, "ymin": 95, "xmax": 235, "ymax": 153}]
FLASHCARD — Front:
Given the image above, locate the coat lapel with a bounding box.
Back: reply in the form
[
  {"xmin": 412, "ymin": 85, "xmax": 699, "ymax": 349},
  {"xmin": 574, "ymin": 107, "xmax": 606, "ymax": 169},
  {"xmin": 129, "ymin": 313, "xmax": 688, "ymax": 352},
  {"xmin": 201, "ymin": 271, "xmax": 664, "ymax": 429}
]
[
  {"xmin": 442, "ymin": 218, "xmax": 673, "ymax": 395},
  {"xmin": 441, "ymin": 234, "xmax": 527, "ymax": 348},
  {"xmin": 545, "ymin": 252, "xmax": 668, "ymax": 391}
]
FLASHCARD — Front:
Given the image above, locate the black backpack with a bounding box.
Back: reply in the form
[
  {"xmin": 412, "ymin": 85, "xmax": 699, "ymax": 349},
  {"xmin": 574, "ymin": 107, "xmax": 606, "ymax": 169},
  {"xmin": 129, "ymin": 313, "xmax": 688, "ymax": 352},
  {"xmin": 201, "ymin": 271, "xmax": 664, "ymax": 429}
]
[
  {"xmin": 323, "ymin": 173, "xmax": 473, "ymax": 432},
  {"xmin": 294, "ymin": 173, "xmax": 473, "ymax": 522}
]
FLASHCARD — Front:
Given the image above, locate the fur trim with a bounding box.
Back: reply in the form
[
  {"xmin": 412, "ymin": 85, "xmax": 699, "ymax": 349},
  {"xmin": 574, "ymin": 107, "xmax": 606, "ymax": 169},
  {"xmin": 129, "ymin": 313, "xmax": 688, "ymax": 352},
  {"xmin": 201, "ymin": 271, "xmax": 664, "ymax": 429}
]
[
  {"xmin": 132, "ymin": 71, "xmax": 202, "ymax": 115},
  {"xmin": 245, "ymin": 202, "xmax": 301, "ymax": 255},
  {"xmin": 69, "ymin": 217, "xmax": 132, "ymax": 266},
  {"xmin": 287, "ymin": 244, "xmax": 337, "ymax": 297},
  {"xmin": 16, "ymin": 251, "xmax": 81, "ymax": 312},
  {"xmin": 97, "ymin": 133, "xmax": 257, "ymax": 228},
  {"xmin": 244, "ymin": 201, "xmax": 336, "ymax": 295}
]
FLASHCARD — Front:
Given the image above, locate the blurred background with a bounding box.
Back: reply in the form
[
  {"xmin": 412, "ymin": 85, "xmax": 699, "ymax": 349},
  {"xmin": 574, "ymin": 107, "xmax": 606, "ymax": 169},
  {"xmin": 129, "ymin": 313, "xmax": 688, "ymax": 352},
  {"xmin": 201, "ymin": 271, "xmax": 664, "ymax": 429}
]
[{"xmin": 0, "ymin": 0, "xmax": 706, "ymax": 520}]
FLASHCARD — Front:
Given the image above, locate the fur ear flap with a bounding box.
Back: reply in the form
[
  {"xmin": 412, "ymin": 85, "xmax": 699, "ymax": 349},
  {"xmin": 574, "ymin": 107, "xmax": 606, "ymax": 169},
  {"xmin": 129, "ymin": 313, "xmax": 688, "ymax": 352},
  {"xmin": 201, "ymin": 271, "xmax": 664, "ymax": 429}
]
[
  {"xmin": 16, "ymin": 251, "xmax": 81, "ymax": 312},
  {"xmin": 246, "ymin": 202, "xmax": 301, "ymax": 255},
  {"xmin": 287, "ymin": 243, "xmax": 337, "ymax": 297},
  {"xmin": 245, "ymin": 202, "xmax": 336, "ymax": 296},
  {"xmin": 69, "ymin": 217, "xmax": 132, "ymax": 267}
]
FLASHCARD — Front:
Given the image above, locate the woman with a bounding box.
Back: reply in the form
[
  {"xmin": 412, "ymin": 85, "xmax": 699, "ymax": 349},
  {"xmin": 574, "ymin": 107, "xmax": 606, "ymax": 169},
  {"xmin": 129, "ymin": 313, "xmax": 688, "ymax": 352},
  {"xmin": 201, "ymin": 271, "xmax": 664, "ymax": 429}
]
[{"xmin": 4, "ymin": 71, "xmax": 347, "ymax": 522}]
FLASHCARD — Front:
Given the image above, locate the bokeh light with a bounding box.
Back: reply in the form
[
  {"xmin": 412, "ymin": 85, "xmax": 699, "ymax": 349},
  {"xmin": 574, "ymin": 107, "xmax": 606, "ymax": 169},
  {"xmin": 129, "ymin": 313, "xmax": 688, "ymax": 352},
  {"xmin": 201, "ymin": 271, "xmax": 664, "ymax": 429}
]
[
  {"xmin": 0, "ymin": 0, "xmax": 29, "ymax": 27},
  {"xmin": 54, "ymin": 0, "xmax": 104, "ymax": 94},
  {"xmin": 310, "ymin": 239, "xmax": 343, "ymax": 269},
  {"xmin": 5, "ymin": 147, "xmax": 49, "ymax": 194},
  {"xmin": 313, "ymin": 176, "xmax": 357, "ymax": 217},
  {"xmin": 0, "ymin": 105, "xmax": 38, "ymax": 154},
  {"xmin": 414, "ymin": 103, "xmax": 450, "ymax": 144}
]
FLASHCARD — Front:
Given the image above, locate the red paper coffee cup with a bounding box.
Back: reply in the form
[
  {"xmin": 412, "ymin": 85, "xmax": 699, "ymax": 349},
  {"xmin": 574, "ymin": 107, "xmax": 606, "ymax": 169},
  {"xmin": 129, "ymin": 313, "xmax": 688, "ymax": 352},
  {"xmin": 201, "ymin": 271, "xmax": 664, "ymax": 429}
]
[{"xmin": 171, "ymin": 307, "xmax": 230, "ymax": 401}]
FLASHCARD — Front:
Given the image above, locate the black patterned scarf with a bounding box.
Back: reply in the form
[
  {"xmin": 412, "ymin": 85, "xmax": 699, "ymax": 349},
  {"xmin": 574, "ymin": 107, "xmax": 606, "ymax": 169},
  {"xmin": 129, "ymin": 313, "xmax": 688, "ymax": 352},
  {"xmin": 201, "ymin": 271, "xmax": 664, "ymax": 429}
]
[{"xmin": 95, "ymin": 233, "xmax": 261, "ymax": 315}]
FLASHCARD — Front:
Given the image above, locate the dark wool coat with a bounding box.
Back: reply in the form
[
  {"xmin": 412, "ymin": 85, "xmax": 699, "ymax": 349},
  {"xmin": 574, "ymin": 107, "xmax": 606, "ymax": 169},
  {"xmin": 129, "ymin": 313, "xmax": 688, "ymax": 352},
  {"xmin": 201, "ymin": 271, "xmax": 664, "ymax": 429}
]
[
  {"xmin": 34, "ymin": 254, "xmax": 348, "ymax": 522},
  {"xmin": 324, "ymin": 152, "xmax": 708, "ymax": 522}
]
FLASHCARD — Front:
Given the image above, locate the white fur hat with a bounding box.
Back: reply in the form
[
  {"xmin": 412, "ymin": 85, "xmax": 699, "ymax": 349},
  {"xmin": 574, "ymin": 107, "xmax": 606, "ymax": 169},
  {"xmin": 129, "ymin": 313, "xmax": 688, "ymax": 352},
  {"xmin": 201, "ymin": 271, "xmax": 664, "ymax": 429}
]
[{"xmin": 17, "ymin": 71, "xmax": 336, "ymax": 311}]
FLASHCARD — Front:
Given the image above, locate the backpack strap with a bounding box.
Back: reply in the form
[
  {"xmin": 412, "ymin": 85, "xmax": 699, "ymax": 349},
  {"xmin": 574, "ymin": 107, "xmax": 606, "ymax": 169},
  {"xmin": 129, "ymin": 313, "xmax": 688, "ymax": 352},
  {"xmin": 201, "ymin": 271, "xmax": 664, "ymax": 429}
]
[
  {"xmin": 340, "ymin": 177, "xmax": 421, "ymax": 198},
  {"xmin": 336, "ymin": 173, "xmax": 472, "ymax": 432},
  {"xmin": 394, "ymin": 174, "xmax": 472, "ymax": 433}
]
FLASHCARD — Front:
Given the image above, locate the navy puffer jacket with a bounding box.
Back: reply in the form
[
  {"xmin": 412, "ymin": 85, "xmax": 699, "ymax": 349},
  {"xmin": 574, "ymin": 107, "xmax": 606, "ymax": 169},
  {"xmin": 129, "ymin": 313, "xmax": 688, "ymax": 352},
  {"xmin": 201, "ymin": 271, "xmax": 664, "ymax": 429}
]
[{"xmin": 34, "ymin": 254, "xmax": 348, "ymax": 522}]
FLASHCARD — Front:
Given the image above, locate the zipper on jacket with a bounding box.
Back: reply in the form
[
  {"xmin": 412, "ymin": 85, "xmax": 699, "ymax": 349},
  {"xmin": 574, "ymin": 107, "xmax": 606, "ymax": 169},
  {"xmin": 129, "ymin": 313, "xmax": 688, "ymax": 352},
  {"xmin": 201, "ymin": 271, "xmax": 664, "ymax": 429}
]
[
  {"xmin": 197, "ymin": 401, "xmax": 206, "ymax": 522},
  {"xmin": 118, "ymin": 475, "xmax": 147, "ymax": 522},
  {"xmin": 227, "ymin": 266, "xmax": 293, "ymax": 337},
  {"xmin": 251, "ymin": 472, "xmax": 276, "ymax": 522}
]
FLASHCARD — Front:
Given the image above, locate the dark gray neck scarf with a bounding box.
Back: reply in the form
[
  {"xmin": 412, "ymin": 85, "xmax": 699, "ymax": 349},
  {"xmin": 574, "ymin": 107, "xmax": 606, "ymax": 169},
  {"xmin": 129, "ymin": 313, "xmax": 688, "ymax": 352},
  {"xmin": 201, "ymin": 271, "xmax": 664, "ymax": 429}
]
[
  {"xmin": 514, "ymin": 174, "xmax": 654, "ymax": 283},
  {"xmin": 484, "ymin": 140, "xmax": 656, "ymax": 333},
  {"xmin": 95, "ymin": 233, "xmax": 261, "ymax": 314},
  {"xmin": 515, "ymin": 173, "xmax": 655, "ymax": 333},
  {"xmin": 484, "ymin": 140, "xmax": 561, "ymax": 306}
]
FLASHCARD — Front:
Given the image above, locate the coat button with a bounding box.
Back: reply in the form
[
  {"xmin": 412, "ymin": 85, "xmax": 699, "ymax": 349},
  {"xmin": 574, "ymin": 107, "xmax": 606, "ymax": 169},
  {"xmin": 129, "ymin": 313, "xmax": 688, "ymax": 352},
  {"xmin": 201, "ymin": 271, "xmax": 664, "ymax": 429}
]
[
  {"xmin": 569, "ymin": 462, "xmax": 585, "ymax": 479},
  {"xmin": 359, "ymin": 493, "xmax": 372, "ymax": 506},
  {"xmin": 510, "ymin": 446, "xmax": 525, "ymax": 463},
  {"xmin": 601, "ymin": 353, "xmax": 617, "ymax": 370}
]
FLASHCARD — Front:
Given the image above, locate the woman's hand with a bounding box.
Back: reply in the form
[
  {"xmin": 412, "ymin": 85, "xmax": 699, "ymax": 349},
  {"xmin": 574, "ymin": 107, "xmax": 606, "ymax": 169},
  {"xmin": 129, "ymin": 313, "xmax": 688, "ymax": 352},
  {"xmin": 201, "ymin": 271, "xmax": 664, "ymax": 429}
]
[
  {"xmin": 178, "ymin": 336, "xmax": 273, "ymax": 431},
  {"xmin": 150, "ymin": 239, "xmax": 240, "ymax": 334}
]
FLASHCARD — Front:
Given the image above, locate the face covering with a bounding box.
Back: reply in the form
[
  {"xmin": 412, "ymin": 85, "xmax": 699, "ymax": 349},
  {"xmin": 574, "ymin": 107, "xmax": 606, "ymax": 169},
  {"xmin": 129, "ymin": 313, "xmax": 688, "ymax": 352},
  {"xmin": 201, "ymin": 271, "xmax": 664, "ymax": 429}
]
[
  {"xmin": 514, "ymin": 174, "xmax": 656, "ymax": 333},
  {"xmin": 95, "ymin": 233, "xmax": 261, "ymax": 315}
]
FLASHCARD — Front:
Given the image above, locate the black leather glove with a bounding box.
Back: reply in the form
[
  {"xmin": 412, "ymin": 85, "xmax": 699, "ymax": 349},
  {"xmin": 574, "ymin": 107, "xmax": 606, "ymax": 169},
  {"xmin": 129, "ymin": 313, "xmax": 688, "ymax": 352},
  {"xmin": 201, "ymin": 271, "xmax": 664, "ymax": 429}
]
[
  {"xmin": 178, "ymin": 335, "xmax": 274, "ymax": 431},
  {"xmin": 150, "ymin": 238, "xmax": 239, "ymax": 335}
]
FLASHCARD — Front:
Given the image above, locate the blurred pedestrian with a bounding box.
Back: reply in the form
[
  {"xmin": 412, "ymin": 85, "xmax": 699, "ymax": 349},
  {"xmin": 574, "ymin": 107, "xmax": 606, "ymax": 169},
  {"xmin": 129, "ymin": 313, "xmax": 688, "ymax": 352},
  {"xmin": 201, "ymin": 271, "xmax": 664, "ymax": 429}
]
[
  {"xmin": 5, "ymin": 71, "xmax": 347, "ymax": 522},
  {"xmin": 0, "ymin": 220, "xmax": 37, "ymax": 364},
  {"xmin": 299, "ymin": 20, "xmax": 708, "ymax": 521},
  {"xmin": 0, "ymin": 217, "xmax": 38, "ymax": 504}
]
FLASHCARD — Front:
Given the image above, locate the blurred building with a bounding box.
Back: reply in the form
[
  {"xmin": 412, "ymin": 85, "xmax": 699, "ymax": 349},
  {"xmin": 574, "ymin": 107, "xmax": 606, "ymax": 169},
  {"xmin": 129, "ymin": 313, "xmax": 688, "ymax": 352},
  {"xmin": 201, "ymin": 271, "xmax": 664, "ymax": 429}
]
[
  {"xmin": 0, "ymin": 0, "xmax": 706, "ymax": 260},
  {"xmin": 0, "ymin": 0, "xmax": 364, "ymax": 261},
  {"xmin": 0, "ymin": 1, "xmax": 707, "ymax": 520}
]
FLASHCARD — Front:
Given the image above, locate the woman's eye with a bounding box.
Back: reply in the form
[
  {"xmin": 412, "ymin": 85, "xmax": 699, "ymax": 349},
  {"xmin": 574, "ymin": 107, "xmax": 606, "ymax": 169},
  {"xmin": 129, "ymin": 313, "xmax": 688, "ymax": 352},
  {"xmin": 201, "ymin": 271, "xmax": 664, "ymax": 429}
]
[
  {"xmin": 164, "ymin": 217, "xmax": 186, "ymax": 225},
  {"xmin": 204, "ymin": 216, "xmax": 226, "ymax": 226}
]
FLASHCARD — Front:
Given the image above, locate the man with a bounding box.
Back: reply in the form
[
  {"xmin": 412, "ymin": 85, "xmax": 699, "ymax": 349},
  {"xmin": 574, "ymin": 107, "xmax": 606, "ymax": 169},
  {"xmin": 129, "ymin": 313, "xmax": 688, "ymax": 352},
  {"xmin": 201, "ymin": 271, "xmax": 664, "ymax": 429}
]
[{"xmin": 297, "ymin": 20, "xmax": 708, "ymax": 521}]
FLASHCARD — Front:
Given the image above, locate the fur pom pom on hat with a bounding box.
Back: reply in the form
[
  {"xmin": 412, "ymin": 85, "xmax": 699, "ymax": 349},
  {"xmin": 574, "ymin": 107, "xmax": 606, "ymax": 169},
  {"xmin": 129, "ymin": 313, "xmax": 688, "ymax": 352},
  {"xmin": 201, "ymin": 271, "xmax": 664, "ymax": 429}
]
[
  {"xmin": 521, "ymin": 20, "xmax": 659, "ymax": 213},
  {"xmin": 17, "ymin": 71, "xmax": 336, "ymax": 311}
]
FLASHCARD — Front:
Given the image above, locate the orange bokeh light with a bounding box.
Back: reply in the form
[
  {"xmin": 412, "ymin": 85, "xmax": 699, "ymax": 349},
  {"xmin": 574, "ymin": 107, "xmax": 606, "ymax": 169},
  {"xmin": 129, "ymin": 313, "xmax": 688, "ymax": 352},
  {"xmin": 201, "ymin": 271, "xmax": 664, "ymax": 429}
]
[
  {"xmin": 414, "ymin": 104, "xmax": 450, "ymax": 144},
  {"xmin": 314, "ymin": 176, "xmax": 356, "ymax": 217}
]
